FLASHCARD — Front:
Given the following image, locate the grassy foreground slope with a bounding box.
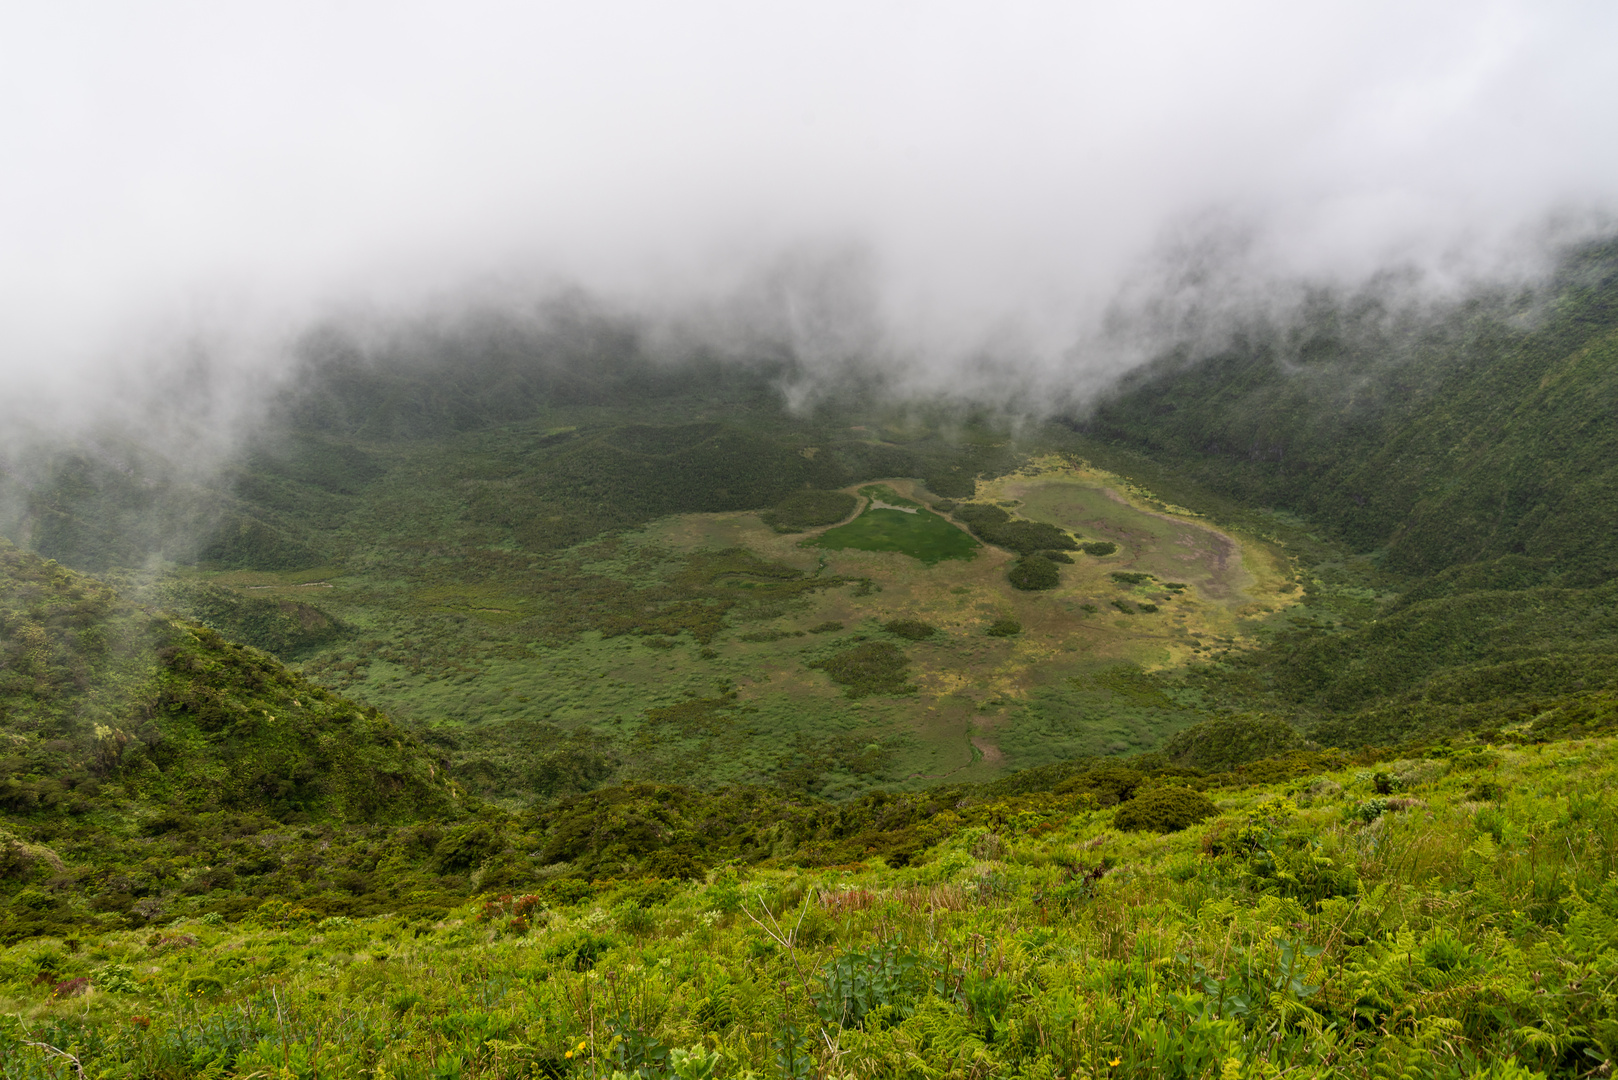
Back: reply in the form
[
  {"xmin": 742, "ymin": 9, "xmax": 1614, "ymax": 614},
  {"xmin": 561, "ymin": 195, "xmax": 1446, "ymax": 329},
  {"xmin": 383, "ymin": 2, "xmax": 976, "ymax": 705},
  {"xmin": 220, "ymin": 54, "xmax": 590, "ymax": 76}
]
[{"xmin": 4, "ymin": 728, "xmax": 1617, "ymax": 1078}]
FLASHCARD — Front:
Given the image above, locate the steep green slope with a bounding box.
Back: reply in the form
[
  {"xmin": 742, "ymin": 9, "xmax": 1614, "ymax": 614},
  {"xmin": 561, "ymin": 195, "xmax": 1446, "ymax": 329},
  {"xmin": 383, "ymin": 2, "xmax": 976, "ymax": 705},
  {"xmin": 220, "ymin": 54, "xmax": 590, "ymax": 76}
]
[
  {"xmin": 0, "ymin": 541, "xmax": 469, "ymax": 938},
  {"xmin": 1084, "ymin": 239, "xmax": 1618, "ymax": 579}
]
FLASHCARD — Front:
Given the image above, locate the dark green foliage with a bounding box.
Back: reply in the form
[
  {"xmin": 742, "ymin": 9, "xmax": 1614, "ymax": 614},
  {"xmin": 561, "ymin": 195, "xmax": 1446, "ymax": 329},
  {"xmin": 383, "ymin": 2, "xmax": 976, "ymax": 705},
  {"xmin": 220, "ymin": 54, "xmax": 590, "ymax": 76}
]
[
  {"xmin": 1113, "ymin": 786, "xmax": 1218, "ymax": 832},
  {"xmin": 923, "ymin": 472, "xmax": 977, "ymax": 498},
  {"xmin": 761, "ymin": 490, "xmax": 858, "ymax": 532},
  {"xmin": 1162, "ymin": 716, "xmax": 1306, "ymax": 772},
  {"xmin": 1007, "ymin": 555, "xmax": 1059, "ymax": 591},
  {"xmin": 1239, "ymin": 579, "xmax": 1618, "ymax": 716},
  {"xmin": 985, "ymin": 618, "xmax": 1021, "ymax": 637},
  {"xmin": 1110, "ymin": 599, "xmax": 1133, "ymax": 614},
  {"xmin": 1080, "ymin": 541, "xmax": 1117, "ymax": 556},
  {"xmin": 882, "ymin": 619, "xmax": 936, "ymax": 641},
  {"xmin": 1040, "ymin": 550, "xmax": 1074, "ymax": 564},
  {"xmin": 150, "ymin": 580, "xmax": 346, "ymax": 659},
  {"xmin": 953, "ymin": 504, "xmax": 1077, "ymax": 556},
  {"xmin": 1083, "ymin": 239, "xmax": 1618, "ymax": 580},
  {"xmin": 196, "ymin": 514, "xmax": 323, "ymax": 571},
  {"xmin": 1110, "ymin": 572, "xmax": 1152, "ymax": 585},
  {"xmin": 810, "ymin": 642, "xmax": 913, "ymax": 698},
  {"xmin": 1136, "ymin": 602, "xmax": 1158, "ymax": 613},
  {"xmin": 808, "ymin": 621, "xmax": 844, "ymax": 634}
]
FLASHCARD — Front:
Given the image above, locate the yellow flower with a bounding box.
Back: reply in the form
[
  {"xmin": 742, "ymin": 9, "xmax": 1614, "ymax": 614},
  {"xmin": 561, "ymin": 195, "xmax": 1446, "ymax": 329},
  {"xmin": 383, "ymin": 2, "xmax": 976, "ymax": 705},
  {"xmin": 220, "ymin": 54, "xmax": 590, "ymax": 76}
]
[
  {"xmin": 578, "ymin": 1041, "xmax": 588, "ymax": 1051},
  {"xmin": 1109, "ymin": 1057, "xmax": 1122, "ymax": 1067},
  {"xmin": 565, "ymin": 1052, "xmax": 573, "ymax": 1060}
]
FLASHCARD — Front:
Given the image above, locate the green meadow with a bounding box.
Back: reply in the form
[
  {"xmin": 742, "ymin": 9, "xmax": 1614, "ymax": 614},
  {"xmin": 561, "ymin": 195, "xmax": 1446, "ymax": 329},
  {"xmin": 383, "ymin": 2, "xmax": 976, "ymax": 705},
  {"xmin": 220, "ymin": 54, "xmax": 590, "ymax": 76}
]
[{"xmin": 810, "ymin": 486, "xmax": 982, "ymax": 566}]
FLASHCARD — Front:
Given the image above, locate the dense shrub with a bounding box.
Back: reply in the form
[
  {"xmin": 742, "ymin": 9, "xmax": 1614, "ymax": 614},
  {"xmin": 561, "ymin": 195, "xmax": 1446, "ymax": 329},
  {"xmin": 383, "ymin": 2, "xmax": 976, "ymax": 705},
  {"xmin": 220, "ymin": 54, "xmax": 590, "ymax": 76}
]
[
  {"xmin": 1113, "ymin": 786, "xmax": 1218, "ymax": 832},
  {"xmin": 1081, "ymin": 542, "xmax": 1117, "ymax": 556},
  {"xmin": 1008, "ymin": 555, "xmax": 1060, "ymax": 591},
  {"xmin": 1162, "ymin": 715, "xmax": 1307, "ymax": 772},
  {"xmin": 762, "ymin": 490, "xmax": 859, "ymax": 532},
  {"xmin": 882, "ymin": 619, "xmax": 937, "ymax": 641},
  {"xmin": 809, "ymin": 642, "xmax": 913, "ymax": 697},
  {"xmin": 985, "ymin": 618, "xmax": 1022, "ymax": 637},
  {"xmin": 155, "ymin": 581, "xmax": 347, "ymax": 659},
  {"xmin": 953, "ymin": 504, "xmax": 1078, "ymax": 556}
]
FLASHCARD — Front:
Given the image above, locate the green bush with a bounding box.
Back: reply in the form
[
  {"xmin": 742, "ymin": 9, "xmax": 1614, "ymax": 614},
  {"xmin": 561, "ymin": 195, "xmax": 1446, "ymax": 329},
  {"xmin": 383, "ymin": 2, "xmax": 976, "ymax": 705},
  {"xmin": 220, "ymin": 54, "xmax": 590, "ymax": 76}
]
[
  {"xmin": 1162, "ymin": 716, "xmax": 1306, "ymax": 772},
  {"xmin": 1008, "ymin": 555, "xmax": 1060, "ymax": 591},
  {"xmin": 1114, "ymin": 787, "xmax": 1218, "ymax": 833},
  {"xmin": 882, "ymin": 619, "xmax": 937, "ymax": 641},
  {"xmin": 1110, "ymin": 572, "xmax": 1152, "ymax": 585},
  {"xmin": 1041, "ymin": 550, "xmax": 1075, "ymax": 564},
  {"xmin": 1081, "ymin": 541, "xmax": 1117, "ymax": 556},
  {"xmin": 762, "ymin": 490, "xmax": 859, "ymax": 532},
  {"xmin": 986, "ymin": 618, "xmax": 1022, "ymax": 637},
  {"xmin": 954, "ymin": 504, "xmax": 1078, "ymax": 556},
  {"xmin": 810, "ymin": 642, "xmax": 913, "ymax": 697}
]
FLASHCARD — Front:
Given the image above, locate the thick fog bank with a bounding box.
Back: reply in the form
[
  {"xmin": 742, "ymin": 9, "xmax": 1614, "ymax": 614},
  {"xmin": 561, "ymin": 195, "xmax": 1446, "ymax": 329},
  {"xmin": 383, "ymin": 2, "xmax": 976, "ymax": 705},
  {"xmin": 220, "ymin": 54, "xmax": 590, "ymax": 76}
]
[{"xmin": 3, "ymin": 1, "xmax": 1616, "ymax": 429}]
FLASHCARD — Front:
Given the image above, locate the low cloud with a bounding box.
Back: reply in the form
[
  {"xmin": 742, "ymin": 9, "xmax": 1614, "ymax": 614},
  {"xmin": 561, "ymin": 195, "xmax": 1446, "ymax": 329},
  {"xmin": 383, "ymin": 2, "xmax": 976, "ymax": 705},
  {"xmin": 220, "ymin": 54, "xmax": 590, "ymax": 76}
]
[{"xmin": 3, "ymin": 0, "xmax": 1615, "ymax": 428}]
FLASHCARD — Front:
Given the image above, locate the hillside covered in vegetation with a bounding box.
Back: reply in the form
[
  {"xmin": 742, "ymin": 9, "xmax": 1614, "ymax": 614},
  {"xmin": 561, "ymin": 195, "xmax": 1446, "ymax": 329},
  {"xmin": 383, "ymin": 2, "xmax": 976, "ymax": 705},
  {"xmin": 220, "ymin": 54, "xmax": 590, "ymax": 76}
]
[{"xmin": 3, "ymin": 237, "xmax": 1618, "ymax": 1076}]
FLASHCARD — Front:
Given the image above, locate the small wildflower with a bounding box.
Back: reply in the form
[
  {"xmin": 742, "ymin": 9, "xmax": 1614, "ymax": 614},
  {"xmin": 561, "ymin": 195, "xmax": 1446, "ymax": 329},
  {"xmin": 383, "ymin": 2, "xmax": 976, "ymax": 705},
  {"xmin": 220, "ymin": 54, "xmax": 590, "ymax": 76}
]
[
  {"xmin": 1110, "ymin": 1057, "xmax": 1122, "ymax": 1067},
  {"xmin": 565, "ymin": 1052, "xmax": 573, "ymax": 1059}
]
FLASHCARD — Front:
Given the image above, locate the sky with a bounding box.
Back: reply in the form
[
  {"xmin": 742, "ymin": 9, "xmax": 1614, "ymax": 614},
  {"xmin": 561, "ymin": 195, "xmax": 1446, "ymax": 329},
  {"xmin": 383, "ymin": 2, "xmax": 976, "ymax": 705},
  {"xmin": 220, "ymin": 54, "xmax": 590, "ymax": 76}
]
[{"xmin": 3, "ymin": 0, "xmax": 1616, "ymax": 411}]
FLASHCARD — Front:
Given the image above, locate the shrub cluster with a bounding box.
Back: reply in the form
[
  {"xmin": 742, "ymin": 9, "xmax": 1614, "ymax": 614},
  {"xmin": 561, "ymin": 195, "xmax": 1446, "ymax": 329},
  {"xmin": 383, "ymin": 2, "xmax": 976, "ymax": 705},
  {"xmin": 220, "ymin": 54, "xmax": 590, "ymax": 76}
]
[
  {"xmin": 761, "ymin": 490, "xmax": 859, "ymax": 532},
  {"xmin": 1008, "ymin": 555, "xmax": 1061, "ymax": 591},
  {"xmin": 952, "ymin": 504, "xmax": 1079, "ymax": 556},
  {"xmin": 1161, "ymin": 715, "xmax": 1307, "ymax": 772},
  {"xmin": 809, "ymin": 642, "xmax": 913, "ymax": 698},
  {"xmin": 882, "ymin": 619, "xmax": 937, "ymax": 641},
  {"xmin": 1113, "ymin": 786, "xmax": 1218, "ymax": 832}
]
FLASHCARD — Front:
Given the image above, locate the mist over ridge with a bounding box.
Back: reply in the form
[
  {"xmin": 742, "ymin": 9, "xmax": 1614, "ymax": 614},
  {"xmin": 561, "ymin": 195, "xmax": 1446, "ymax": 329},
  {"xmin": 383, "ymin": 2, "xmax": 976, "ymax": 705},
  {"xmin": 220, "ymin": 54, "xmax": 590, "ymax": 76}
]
[{"xmin": 3, "ymin": 0, "xmax": 1616, "ymax": 438}]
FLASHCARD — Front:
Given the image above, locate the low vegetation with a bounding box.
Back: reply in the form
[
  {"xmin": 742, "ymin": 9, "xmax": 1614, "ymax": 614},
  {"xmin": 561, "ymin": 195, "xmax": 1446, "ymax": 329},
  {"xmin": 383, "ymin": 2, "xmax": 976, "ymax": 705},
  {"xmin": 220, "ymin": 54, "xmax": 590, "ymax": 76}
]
[
  {"xmin": 811, "ymin": 505, "xmax": 980, "ymax": 565},
  {"xmin": 5, "ymin": 725, "xmax": 1617, "ymax": 1078},
  {"xmin": 808, "ymin": 642, "xmax": 914, "ymax": 698}
]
